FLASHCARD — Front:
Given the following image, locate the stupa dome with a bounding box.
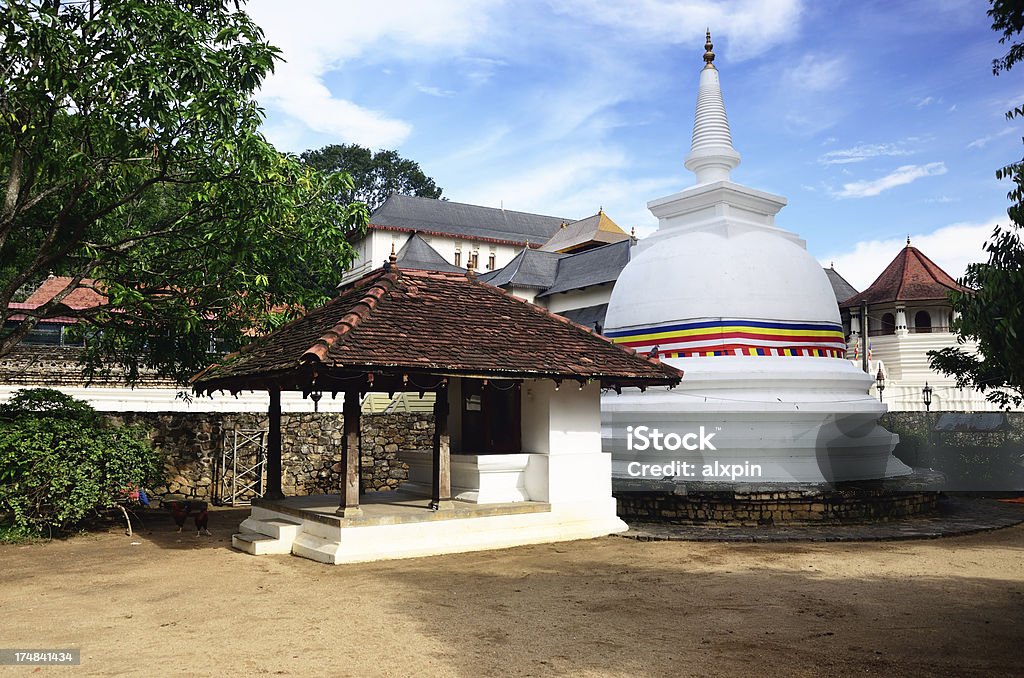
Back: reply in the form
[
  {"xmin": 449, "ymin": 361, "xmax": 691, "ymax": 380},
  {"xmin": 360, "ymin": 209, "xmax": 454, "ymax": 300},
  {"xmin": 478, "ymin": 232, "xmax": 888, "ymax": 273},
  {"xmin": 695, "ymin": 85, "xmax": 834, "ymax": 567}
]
[
  {"xmin": 608, "ymin": 228, "xmax": 843, "ymax": 343},
  {"xmin": 601, "ymin": 32, "xmax": 908, "ymax": 485}
]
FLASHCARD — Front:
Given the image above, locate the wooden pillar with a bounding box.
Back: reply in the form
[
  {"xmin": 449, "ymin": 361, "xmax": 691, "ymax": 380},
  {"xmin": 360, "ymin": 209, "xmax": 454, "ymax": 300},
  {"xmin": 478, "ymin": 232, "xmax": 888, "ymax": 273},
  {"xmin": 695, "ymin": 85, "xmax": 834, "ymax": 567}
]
[
  {"xmin": 337, "ymin": 390, "xmax": 362, "ymax": 516},
  {"xmin": 431, "ymin": 384, "xmax": 453, "ymax": 511},
  {"xmin": 265, "ymin": 389, "xmax": 284, "ymax": 500}
]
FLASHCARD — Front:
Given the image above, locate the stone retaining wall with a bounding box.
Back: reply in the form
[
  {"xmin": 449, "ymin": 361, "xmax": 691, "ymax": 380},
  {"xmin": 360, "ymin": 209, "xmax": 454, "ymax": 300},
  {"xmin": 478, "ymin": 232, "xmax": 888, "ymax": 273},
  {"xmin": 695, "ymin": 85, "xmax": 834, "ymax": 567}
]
[
  {"xmin": 616, "ymin": 488, "xmax": 940, "ymax": 526},
  {"xmin": 106, "ymin": 411, "xmax": 433, "ymax": 502}
]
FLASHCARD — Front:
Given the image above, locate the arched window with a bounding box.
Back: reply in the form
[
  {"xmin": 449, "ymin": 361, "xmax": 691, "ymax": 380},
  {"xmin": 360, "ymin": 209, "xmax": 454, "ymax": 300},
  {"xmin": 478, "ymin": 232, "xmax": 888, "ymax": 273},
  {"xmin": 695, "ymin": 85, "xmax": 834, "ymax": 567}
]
[
  {"xmin": 915, "ymin": 311, "xmax": 932, "ymax": 333},
  {"xmin": 881, "ymin": 313, "xmax": 895, "ymax": 335}
]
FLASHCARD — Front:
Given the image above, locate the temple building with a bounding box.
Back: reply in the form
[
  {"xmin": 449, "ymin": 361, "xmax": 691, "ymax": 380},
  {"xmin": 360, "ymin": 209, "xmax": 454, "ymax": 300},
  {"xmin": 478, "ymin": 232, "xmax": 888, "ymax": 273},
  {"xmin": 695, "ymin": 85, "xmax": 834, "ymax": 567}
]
[
  {"xmin": 840, "ymin": 240, "xmax": 1003, "ymax": 412},
  {"xmin": 600, "ymin": 32, "xmax": 909, "ymax": 486},
  {"xmin": 340, "ymin": 194, "xmax": 629, "ymax": 286}
]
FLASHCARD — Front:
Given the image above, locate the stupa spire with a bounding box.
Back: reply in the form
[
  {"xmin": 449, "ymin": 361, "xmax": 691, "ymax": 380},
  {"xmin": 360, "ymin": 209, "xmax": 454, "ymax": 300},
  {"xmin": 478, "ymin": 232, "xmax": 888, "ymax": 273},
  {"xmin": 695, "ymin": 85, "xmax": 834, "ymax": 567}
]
[{"xmin": 684, "ymin": 29, "xmax": 741, "ymax": 184}]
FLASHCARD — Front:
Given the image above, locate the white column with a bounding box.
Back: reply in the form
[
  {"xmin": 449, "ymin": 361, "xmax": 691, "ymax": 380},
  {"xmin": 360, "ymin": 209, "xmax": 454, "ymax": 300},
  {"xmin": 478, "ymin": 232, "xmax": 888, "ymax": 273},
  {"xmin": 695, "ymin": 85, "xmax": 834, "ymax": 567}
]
[{"xmin": 895, "ymin": 305, "xmax": 908, "ymax": 337}]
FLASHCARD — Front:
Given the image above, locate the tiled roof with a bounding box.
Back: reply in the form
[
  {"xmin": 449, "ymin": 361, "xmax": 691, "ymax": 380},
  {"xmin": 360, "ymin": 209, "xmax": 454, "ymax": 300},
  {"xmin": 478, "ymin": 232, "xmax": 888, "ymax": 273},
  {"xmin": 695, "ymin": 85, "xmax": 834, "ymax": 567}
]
[
  {"xmin": 192, "ymin": 267, "xmax": 682, "ymax": 392},
  {"xmin": 824, "ymin": 266, "xmax": 858, "ymax": 304},
  {"xmin": 537, "ymin": 240, "xmax": 631, "ymax": 298},
  {"xmin": 22, "ymin": 276, "xmax": 106, "ymax": 310},
  {"xmin": 480, "ymin": 248, "xmax": 561, "ymax": 289},
  {"xmin": 369, "ymin": 194, "xmax": 573, "ymax": 246},
  {"xmin": 395, "ymin": 234, "xmax": 463, "ymax": 273},
  {"xmin": 840, "ymin": 245, "xmax": 969, "ymax": 308},
  {"xmin": 539, "ymin": 210, "xmax": 630, "ymax": 253}
]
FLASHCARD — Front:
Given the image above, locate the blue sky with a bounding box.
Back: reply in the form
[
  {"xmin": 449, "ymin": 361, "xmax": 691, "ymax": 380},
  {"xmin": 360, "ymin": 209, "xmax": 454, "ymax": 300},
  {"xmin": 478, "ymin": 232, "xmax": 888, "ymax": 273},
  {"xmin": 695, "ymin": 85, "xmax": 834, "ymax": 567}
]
[{"xmin": 246, "ymin": 0, "xmax": 1023, "ymax": 290}]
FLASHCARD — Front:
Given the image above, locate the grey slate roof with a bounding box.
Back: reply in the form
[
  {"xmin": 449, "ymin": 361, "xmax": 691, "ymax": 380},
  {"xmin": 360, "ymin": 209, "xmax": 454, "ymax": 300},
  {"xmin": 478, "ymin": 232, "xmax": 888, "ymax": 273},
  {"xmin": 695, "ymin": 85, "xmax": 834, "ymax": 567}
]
[
  {"xmin": 557, "ymin": 304, "xmax": 609, "ymax": 332},
  {"xmin": 481, "ymin": 248, "xmax": 561, "ymax": 289},
  {"xmin": 824, "ymin": 266, "xmax": 859, "ymax": 304},
  {"xmin": 370, "ymin": 194, "xmax": 574, "ymax": 245},
  {"xmin": 396, "ymin": 234, "xmax": 463, "ymax": 273},
  {"xmin": 537, "ymin": 240, "xmax": 632, "ymax": 298}
]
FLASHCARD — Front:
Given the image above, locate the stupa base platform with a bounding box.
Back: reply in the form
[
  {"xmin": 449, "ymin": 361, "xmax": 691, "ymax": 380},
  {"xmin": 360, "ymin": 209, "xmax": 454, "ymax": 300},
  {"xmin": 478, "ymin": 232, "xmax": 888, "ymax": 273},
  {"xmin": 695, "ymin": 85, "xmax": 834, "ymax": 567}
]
[{"xmin": 613, "ymin": 468, "xmax": 944, "ymax": 526}]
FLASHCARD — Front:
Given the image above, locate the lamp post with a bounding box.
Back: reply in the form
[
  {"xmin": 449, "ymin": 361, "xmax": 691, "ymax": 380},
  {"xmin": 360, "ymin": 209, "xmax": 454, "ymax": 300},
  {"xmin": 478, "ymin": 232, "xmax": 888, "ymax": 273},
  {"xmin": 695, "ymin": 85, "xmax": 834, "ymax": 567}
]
[
  {"xmin": 875, "ymin": 367, "xmax": 886, "ymax": 403},
  {"xmin": 922, "ymin": 382, "xmax": 934, "ymax": 468}
]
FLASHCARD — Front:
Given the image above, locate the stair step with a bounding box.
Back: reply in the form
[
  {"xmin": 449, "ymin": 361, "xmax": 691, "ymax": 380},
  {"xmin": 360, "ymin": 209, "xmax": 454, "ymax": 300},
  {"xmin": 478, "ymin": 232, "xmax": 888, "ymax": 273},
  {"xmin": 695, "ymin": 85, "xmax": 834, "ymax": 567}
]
[{"xmin": 231, "ymin": 531, "xmax": 293, "ymax": 556}]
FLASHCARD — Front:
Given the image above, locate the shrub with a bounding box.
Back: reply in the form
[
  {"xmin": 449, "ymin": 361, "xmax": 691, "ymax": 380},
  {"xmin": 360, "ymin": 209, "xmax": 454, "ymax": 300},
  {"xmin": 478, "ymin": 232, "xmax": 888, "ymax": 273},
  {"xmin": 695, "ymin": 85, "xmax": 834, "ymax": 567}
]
[{"xmin": 0, "ymin": 389, "xmax": 162, "ymax": 535}]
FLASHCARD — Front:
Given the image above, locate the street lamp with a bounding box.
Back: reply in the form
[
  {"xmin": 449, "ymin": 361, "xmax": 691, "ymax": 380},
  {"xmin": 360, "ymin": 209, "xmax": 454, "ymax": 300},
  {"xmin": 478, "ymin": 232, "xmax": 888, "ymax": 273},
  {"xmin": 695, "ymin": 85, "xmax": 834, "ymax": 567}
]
[
  {"xmin": 876, "ymin": 367, "xmax": 886, "ymax": 403},
  {"xmin": 922, "ymin": 382, "xmax": 933, "ymax": 412}
]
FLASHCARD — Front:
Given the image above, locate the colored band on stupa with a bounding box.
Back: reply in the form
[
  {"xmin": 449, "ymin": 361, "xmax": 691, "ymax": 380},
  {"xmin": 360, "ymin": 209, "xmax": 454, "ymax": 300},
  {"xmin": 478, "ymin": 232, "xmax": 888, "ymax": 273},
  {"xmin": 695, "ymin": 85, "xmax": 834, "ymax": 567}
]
[{"xmin": 607, "ymin": 319, "xmax": 847, "ymax": 358}]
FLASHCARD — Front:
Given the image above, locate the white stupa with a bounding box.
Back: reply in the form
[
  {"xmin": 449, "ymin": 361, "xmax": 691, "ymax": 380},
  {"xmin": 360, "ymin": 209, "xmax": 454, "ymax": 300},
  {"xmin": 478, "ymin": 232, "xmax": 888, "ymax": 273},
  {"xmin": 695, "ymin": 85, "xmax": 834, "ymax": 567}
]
[{"xmin": 602, "ymin": 33, "xmax": 909, "ymax": 484}]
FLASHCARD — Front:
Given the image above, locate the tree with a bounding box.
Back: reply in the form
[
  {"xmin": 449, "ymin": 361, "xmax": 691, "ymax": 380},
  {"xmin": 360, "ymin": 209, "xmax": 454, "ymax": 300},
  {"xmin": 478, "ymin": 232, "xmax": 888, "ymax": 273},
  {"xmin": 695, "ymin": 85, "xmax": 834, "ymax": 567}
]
[
  {"xmin": 300, "ymin": 144, "xmax": 442, "ymax": 212},
  {"xmin": 927, "ymin": 0, "xmax": 1024, "ymax": 409},
  {"xmin": 0, "ymin": 0, "xmax": 368, "ymax": 384}
]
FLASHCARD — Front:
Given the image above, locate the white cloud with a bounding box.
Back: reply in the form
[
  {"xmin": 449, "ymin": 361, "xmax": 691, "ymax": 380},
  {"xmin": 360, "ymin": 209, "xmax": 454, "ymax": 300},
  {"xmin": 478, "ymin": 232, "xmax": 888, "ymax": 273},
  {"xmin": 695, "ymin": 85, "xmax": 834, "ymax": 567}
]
[
  {"xmin": 820, "ymin": 217, "xmax": 1001, "ymax": 290},
  {"xmin": 415, "ymin": 83, "xmax": 456, "ymax": 98},
  {"xmin": 548, "ymin": 0, "xmax": 804, "ymax": 60},
  {"xmin": 913, "ymin": 95, "xmax": 938, "ymax": 108},
  {"xmin": 784, "ymin": 54, "xmax": 847, "ymax": 92},
  {"xmin": 834, "ymin": 162, "xmax": 948, "ymax": 198},
  {"xmin": 966, "ymin": 127, "xmax": 1016, "ymax": 150},
  {"xmin": 246, "ymin": 0, "xmax": 500, "ymax": 149},
  {"xmin": 818, "ymin": 142, "xmax": 915, "ymax": 166}
]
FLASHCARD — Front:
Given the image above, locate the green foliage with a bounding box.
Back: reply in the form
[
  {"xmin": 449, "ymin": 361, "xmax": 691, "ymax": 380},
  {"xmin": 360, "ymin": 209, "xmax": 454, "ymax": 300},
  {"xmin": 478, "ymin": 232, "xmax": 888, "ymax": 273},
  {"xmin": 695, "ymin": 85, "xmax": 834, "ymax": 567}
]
[
  {"xmin": 0, "ymin": 389, "xmax": 161, "ymax": 535},
  {"xmin": 300, "ymin": 144, "xmax": 443, "ymax": 211},
  {"xmin": 929, "ymin": 226, "xmax": 1024, "ymax": 409},
  {"xmin": 928, "ymin": 1, "xmax": 1024, "ymax": 409},
  {"xmin": 0, "ymin": 0, "xmax": 368, "ymax": 384}
]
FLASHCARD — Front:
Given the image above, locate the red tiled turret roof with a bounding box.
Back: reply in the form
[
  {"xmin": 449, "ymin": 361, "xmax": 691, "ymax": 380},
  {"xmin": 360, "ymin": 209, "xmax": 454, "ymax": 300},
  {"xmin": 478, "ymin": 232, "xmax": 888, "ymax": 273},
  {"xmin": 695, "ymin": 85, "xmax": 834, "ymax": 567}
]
[
  {"xmin": 839, "ymin": 245, "xmax": 969, "ymax": 308},
  {"xmin": 22, "ymin": 276, "xmax": 107, "ymax": 310}
]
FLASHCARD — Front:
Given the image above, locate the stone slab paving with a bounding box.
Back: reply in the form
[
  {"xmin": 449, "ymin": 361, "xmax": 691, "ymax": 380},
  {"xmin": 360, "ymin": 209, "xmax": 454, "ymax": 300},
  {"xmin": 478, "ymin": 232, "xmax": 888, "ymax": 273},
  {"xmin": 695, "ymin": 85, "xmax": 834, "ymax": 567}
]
[{"xmin": 620, "ymin": 496, "xmax": 1024, "ymax": 542}]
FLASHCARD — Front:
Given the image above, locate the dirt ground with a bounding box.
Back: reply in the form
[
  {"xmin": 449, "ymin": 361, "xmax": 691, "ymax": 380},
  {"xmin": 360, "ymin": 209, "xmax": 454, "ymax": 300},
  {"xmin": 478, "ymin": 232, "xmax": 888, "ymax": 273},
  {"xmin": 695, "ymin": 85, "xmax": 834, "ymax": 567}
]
[{"xmin": 0, "ymin": 507, "xmax": 1022, "ymax": 678}]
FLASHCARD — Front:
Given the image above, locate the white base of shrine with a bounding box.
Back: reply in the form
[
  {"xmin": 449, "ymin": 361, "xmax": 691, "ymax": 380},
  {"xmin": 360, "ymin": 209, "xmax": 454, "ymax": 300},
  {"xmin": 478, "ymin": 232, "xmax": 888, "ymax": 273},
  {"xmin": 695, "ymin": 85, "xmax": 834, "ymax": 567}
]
[
  {"xmin": 399, "ymin": 450, "xmax": 532, "ymax": 503},
  {"xmin": 231, "ymin": 492, "xmax": 626, "ymax": 565}
]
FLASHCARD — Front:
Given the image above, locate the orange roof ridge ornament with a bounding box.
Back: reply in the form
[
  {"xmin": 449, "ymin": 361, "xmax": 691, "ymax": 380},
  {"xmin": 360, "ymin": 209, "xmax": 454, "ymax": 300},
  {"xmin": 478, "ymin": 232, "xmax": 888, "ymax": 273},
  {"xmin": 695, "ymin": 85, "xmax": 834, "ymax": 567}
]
[{"xmin": 703, "ymin": 28, "xmax": 715, "ymax": 70}]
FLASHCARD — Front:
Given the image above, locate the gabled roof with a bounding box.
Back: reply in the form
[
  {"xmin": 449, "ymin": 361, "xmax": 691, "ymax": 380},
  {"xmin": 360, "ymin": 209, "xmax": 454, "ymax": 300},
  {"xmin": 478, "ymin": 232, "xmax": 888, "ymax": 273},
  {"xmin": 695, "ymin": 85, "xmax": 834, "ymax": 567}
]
[
  {"xmin": 395, "ymin": 234, "xmax": 463, "ymax": 273},
  {"xmin": 369, "ymin": 194, "xmax": 573, "ymax": 246},
  {"xmin": 192, "ymin": 267, "xmax": 682, "ymax": 392},
  {"xmin": 840, "ymin": 245, "xmax": 969, "ymax": 308},
  {"xmin": 539, "ymin": 210, "xmax": 630, "ymax": 253},
  {"xmin": 479, "ymin": 248, "xmax": 561, "ymax": 289},
  {"xmin": 538, "ymin": 239, "xmax": 632, "ymax": 298},
  {"xmin": 824, "ymin": 266, "xmax": 858, "ymax": 304},
  {"xmin": 23, "ymin": 276, "xmax": 106, "ymax": 310}
]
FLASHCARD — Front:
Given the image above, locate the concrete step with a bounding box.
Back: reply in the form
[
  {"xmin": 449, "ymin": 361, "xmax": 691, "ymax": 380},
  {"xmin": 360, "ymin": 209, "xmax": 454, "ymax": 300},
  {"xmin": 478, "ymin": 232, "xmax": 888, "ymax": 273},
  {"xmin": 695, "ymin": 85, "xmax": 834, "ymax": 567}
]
[
  {"xmin": 238, "ymin": 516, "xmax": 302, "ymax": 540},
  {"xmin": 232, "ymin": 532, "xmax": 292, "ymax": 556},
  {"xmin": 291, "ymin": 532, "xmax": 342, "ymax": 564}
]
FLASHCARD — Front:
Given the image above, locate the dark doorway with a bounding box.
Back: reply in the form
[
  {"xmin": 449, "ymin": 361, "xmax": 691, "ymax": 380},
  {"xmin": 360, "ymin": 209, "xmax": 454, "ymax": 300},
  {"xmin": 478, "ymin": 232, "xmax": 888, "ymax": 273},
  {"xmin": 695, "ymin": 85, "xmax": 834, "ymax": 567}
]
[
  {"xmin": 881, "ymin": 313, "xmax": 896, "ymax": 335},
  {"xmin": 461, "ymin": 380, "xmax": 522, "ymax": 454},
  {"xmin": 915, "ymin": 311, "xmax": 932, "ymax": 333}
]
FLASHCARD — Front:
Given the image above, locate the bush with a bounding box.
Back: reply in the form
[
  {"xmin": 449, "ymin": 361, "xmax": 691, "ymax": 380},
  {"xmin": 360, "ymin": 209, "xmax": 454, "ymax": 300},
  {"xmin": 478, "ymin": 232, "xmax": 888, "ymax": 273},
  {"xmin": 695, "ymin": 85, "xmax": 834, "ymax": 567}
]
[{"xmin": 0, "ymin": 389, "xmax": 162, "ymax": 535}]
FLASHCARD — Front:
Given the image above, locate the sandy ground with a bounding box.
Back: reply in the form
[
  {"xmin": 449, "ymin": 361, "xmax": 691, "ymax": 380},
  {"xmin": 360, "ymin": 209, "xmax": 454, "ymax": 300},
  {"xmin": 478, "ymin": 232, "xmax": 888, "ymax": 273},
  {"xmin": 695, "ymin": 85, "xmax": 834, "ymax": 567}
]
[{"xmin": 0, "ymin": 507, "xmax": 1022, "ymax": 678}]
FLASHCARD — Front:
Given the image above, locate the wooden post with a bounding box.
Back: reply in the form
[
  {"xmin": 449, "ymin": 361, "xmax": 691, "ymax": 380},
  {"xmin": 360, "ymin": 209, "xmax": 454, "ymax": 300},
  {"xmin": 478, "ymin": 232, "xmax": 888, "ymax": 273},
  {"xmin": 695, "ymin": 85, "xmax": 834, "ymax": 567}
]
[
  {"xmin": 431, "ymin": 384, "xmax": 453, "ymax": 511},
  {"xmin": 337, "ymin": 390, "xmax": 362, "ymax": 516},
  {"xmin": 265, "ymin": 389, "xmax": 284, "ymax": 500}
]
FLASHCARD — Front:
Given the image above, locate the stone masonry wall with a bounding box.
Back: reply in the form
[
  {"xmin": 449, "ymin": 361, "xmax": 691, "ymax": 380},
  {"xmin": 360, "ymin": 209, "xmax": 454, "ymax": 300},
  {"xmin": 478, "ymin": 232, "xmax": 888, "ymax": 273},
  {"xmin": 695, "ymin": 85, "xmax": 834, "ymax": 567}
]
[{"xmin": 106, "ymin": 411, "xmax": 434, "ymax": 503}]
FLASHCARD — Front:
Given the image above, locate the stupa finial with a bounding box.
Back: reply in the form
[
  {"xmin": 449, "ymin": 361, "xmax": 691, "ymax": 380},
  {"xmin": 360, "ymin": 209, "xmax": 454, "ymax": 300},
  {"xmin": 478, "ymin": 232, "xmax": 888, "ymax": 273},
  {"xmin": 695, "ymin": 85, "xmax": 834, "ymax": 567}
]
[
  {"xmin": 703, "ymin": 29, "xmax": 715, "ymax": 69},
  {"xmin": 907, "ymin": 235, "xmax": 911, "ymax": 246},
  {"xmin": 684, "ymin": 29, "xmax": 741, "ymax": 184}
]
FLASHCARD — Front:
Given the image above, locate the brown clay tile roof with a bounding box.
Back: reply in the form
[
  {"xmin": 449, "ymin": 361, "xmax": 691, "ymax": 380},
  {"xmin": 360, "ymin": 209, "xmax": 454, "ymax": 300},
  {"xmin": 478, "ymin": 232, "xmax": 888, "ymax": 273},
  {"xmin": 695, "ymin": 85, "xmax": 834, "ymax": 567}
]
[
  {"xmin": 840, "ymin": 245, "xmax": 969, "ymax": 308},
  {"xmin": 23, "ymin": 276, "xmax": 107, "ymax": 310},
  {"xmin": 192, "ymin": 267, "xmax": 682, "ymax": 392}
]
